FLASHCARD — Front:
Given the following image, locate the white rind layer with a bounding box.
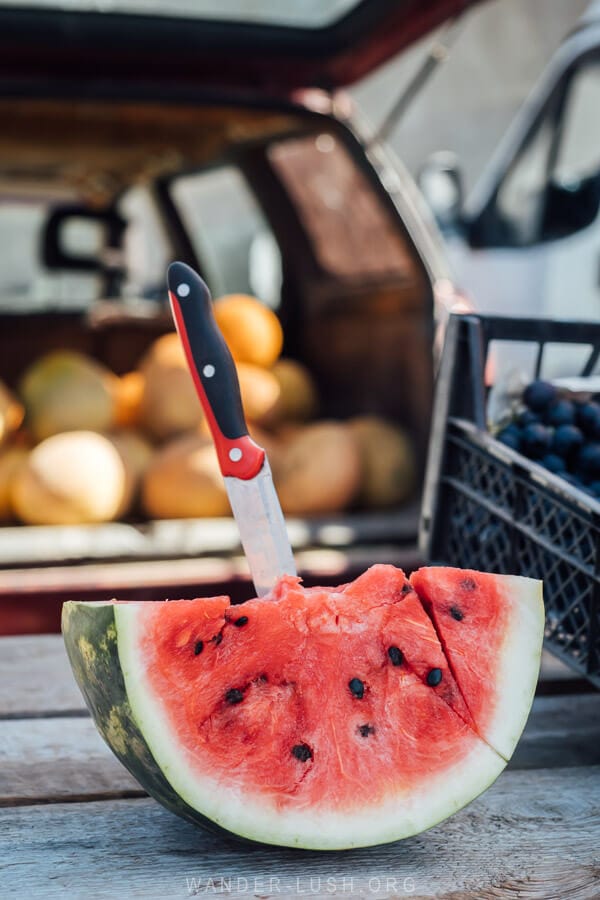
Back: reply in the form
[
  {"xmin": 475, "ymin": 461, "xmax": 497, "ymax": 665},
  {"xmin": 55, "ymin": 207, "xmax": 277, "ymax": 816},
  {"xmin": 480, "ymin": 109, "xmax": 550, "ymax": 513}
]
[
  {"xmin": 483, "ymin": 576, "xmax": 544, "ymax": 761},
  {"xmin": 114, "ymin": 604, "xmax": 506, "ymax": 850}
]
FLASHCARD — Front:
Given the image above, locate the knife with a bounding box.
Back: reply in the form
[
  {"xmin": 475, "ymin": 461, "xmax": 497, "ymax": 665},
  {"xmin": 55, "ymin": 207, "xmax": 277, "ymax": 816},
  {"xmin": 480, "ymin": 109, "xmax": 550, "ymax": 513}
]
[{"xmin": 167, "ymin": 260, "xmax": 296, "ymax": 596}]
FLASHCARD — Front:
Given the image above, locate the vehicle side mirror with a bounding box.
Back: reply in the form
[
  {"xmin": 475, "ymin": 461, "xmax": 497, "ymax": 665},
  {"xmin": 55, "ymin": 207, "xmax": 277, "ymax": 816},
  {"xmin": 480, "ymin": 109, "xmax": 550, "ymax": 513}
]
[{"xmin": 417, "ymin": 152, "xmax": 464, "ymax": 232}]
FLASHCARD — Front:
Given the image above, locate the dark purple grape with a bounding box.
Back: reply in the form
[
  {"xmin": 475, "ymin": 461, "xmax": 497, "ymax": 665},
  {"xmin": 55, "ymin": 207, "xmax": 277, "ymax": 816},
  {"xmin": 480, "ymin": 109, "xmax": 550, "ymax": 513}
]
[
  {"xmin": 552, "ymin": 424, "xmax": 584, "ymax": 459},
  {"xmin": 521, "ymin": 423, "xmax": 552, "ymax": 459},
  {"xmin": 517, "ymin": 409, "xmax": 540, "ymax": 427},
  {"xmin": 576, "ymin": 401, "xmax": 600, "ymax": 438},
  {"xmin": 541, "ymin": 453, "xmax": 566, "ymax": 474},
  {"xmin": 545, "ymin": 400, "xmax": 575, "ymax": 427},
  {"xmin": 523, "ymin": 380, "xmax": 557, "ymax": 412},
  {"xmin": 577, "ymin": 443, "xmax": 600, "ymax": 481},
  {"xmin": 497, "ymin": 425, "xmax": 521, "ymax": 451}
]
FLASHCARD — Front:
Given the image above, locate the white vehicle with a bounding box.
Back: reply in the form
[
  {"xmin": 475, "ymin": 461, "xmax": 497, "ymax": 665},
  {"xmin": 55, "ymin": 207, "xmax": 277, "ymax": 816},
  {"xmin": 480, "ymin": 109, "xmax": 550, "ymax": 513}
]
[{"xmin": 421, "ymin": 2, "xmax": 600, "ymax": 334}]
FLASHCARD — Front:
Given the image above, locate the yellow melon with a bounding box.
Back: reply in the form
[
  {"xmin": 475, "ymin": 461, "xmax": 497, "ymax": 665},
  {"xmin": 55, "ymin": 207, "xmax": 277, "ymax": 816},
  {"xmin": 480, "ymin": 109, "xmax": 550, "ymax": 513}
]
[
  {"xmin": 268, "ymin": 358, "xmax": 318, "ymax": 425},
  {"xmin": 11, "ymin": 431, "xmax": 133, "ymax": 525},
  {"xmin": 141, "ymin": 434, "xmax": 230, "ymax": 519},
  {"xmin": 273, "ymin": 423, "xmax": 304, "ymax": 445},
  {"xmin": 138, "ymin": 333, "xmax": 203, "ymax": 441},
  {"xmin": 108, "ymin": 429, "xmax": 153, "ymax": 479},
  {"xmin": 107, "ymin": 428, "xmax": 154, "ymax": 514},
  {"xmin": 195, "ymin": 363, "xmax": 281, "ymax": 428},
  {"xmin": 214, "ymin": 294, "xmax": 283, "ymax": 368},
  {"xmin": 247, "ymin": 425, "xmax": 283, "ymax": 478},
  {"xmin": 276, "ymin": 421, "xmax": 361, "ymax": 516},
  {"xmin": 114, "ymin": 371, "xmax": 145, "ymax": 428},
  {"xmin": 348, "ymin": 416, "xmax": 417, "ymax": 508},
  {"xmin": 0, "ymin": 446, "xmax": 28, "ymax": 521},
  {"xmin": 236, "ymin": 362, "xmax": 281, "ymax": 426},
  {"xmin": 20, "ymin": 351, "xmax": 118, "ymax": 442},
  {"xmin": 0, "ymin": 381, "xmax": 24, "ymax": 448}
]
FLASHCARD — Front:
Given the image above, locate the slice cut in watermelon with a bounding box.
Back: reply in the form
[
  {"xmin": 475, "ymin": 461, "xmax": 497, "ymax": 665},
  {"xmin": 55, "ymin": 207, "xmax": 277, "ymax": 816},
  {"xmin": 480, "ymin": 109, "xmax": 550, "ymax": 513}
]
[
  {"xmin": 410, "ymin": 567, "xmax": 545, "ymax": 760},
  {"xmin": 62, "ymin": 564, "xmax": 543, "ymax": 850}
]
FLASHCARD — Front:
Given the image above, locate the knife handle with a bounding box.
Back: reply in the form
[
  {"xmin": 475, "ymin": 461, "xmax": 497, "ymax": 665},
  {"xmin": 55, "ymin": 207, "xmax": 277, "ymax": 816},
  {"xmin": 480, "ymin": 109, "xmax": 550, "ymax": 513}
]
[{"xmin": 167, "ymin": 261, "xmax": 265, "ymax": 480}]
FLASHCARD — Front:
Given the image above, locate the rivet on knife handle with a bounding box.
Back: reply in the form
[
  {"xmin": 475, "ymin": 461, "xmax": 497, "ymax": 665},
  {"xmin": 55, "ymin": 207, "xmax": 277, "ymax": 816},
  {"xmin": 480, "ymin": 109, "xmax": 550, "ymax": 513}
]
[{"xmin": 167, "ymin": 261, "xmax": 264, "ymax": 480}]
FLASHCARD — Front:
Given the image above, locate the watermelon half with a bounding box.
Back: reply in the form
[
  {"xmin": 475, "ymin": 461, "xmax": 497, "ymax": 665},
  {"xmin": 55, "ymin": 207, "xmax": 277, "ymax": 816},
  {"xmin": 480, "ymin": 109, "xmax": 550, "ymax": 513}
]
[{"xmin": 62, "ymin": 565, "xmax": 543, "ymax": 850}]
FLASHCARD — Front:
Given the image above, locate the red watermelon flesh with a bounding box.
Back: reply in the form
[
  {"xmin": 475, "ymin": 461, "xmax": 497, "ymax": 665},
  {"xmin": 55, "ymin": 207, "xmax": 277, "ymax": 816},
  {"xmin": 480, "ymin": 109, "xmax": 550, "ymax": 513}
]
[
  {"xmin": 135, "ymin": 569, "xmax": 476, "ymax": 807},
  {"xmin": 410, "ymin": 567, "xmax": 544, "ymax": 760},
  {"xmin": 105, "ymin": 564, "xmax": 543, "ymax": 847},
  {"xmin": 343, "ymin": 567, "xmax": 474, "ymax": 727}
]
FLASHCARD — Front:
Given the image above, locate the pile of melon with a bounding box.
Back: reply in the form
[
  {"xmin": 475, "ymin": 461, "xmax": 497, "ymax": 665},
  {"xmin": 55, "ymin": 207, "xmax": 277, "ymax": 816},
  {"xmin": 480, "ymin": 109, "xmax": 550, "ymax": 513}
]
[{"xmin": 0, "ymin": 294, "xmax": 417, "ymax": 526}]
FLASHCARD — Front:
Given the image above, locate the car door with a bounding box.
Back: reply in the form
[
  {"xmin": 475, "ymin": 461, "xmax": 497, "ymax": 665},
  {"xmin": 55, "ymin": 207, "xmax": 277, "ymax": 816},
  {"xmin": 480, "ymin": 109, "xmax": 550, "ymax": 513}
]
[
  {"xmin": 543, "ymin": 51, "xmax": 600, "ymax": 322},
  {"xmin": 459, "ymin": 40, "xmax": 600, "ymax": 340}
]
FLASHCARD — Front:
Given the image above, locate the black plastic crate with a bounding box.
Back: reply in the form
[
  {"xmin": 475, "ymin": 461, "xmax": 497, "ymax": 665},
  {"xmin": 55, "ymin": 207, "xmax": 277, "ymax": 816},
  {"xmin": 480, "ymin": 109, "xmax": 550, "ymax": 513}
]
[{"xmin": 420, "ymin": 314, "xmax": 600, "ymax": 687}]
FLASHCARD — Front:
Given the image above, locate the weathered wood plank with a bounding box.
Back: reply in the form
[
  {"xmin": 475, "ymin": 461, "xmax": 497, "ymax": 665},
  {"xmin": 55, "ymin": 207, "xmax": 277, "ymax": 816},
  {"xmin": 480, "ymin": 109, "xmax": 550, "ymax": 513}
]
[
  {"xmin": 1, "ymin": 693, "xmax": 598, "ymax": 806},
  {"xmin": 1, "ymin": 631, "xmax": 579, "ymax": 721},
  {"xmin": 2, "ymin": 767, "xmax": 599, "ymax": 899},
  {"xmin": 0, "ymin": 635, "xmax": 84, "ymax": 718},
  {"xmin": 509, "ymin": 693, "xmax": 600, "ymax": 769},
  {"xmin": 0, "ymin": 717, "xmax": 141, "ymax": 805},
  {"xmin": 539, "ymin": 649, "xmax": 577, "ymax": 682}
]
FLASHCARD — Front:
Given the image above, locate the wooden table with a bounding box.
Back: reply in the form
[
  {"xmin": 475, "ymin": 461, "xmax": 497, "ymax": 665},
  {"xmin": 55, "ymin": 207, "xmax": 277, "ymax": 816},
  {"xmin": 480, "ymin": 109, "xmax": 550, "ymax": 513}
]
[{"xmin": 1, "ymin": 635, "xmax": 599, "ymax": 899}]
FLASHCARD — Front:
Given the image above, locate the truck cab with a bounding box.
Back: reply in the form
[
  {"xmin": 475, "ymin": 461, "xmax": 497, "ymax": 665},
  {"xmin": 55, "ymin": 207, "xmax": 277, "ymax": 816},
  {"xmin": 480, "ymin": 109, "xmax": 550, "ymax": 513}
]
[{"xmin": 422, "ymin": 1, "xmax": 600, "ymax": 350}]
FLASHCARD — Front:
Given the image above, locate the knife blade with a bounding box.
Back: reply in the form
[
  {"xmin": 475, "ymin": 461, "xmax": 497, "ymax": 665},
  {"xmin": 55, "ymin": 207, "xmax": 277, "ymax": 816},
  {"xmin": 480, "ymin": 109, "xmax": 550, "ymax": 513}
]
[{"xmin": 166, "ymin": 260, "xmax": 296, "ymax": 595}]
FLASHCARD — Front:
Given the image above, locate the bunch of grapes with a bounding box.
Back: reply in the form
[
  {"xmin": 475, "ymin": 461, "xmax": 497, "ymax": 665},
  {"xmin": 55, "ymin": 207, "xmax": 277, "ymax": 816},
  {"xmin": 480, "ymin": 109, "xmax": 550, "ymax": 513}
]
[{"xmin": 496, "ymin": 380, "xmax": 600, "ymax": 498}]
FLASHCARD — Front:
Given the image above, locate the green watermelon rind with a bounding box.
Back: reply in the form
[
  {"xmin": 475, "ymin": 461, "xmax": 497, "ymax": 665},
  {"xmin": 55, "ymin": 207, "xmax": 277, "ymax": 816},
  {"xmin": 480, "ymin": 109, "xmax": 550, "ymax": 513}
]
[
  {"xmin": 412, "ymin": 571, "xmax": 545, "ymax": 762},
  {"xmin": 63, "ymin": 598, "xmax": 510, "ymax": 850},
  {"xmin": 61, "ymin": 601, "xmax": 241, "ymax": 840},
  {"xmin": 479, "ymin": 575, "xmax": 544, "ymax": 761}
]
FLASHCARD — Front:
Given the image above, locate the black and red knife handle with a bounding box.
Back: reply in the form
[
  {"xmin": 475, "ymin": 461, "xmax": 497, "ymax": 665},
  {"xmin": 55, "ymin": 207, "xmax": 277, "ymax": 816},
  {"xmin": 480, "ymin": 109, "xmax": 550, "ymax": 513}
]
[{"xmin": 167, "ymin": 261, "xmax": 264, "ymax": 480}]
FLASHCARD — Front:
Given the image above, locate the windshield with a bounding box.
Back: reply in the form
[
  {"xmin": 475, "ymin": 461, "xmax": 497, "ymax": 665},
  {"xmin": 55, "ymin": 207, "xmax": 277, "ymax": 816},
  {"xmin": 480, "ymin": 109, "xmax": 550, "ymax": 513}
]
[{"xmin": 1, "ymin": 0, "xmax": 359, "ymax": 27}]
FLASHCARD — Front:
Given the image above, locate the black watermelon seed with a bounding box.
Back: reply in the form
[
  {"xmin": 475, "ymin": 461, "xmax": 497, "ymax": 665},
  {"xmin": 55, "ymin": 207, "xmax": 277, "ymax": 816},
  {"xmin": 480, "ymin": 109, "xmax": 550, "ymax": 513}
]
[
  {"xmin": 450, "ymin": 606, "xmax": 464, "ymax": 621},
  {"xmin": 292, "ymin": 743, "xmax": 313, "ymax": 762},
  {"xmin": 388, "ymin": 646, "xmax": 404, "ymax": 667},
  {"xmin": 212, "ymin": 633, "xmax": 223, "ymax": 645},
  {"xmin": 348, "ymin": 678, "xmax": 365, "ymax": 698},
  {"xmin": 426, "ymin": 668, "xmax": 443, "ymax": 687},
  {"xmin": 358, "ymin": 724, "xmax": 375, "ymax": 738},
  {"xmin": 460, "ymin": 578, "xmax": 476, "ymax": 591},
  {"xmin": 194, "ymin": 640, "xmax": 204, "ymax": 656},
  {"xmin": 401, "ymin": 583, "xmax": 413, "ymax": 595},
  {"xmin": 225, "ymin": 688, "xmax": 244, "ymax": 705},
  {"xmin": 233, "ymin": 615, "xmax": 249, "ymax": 627}
]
